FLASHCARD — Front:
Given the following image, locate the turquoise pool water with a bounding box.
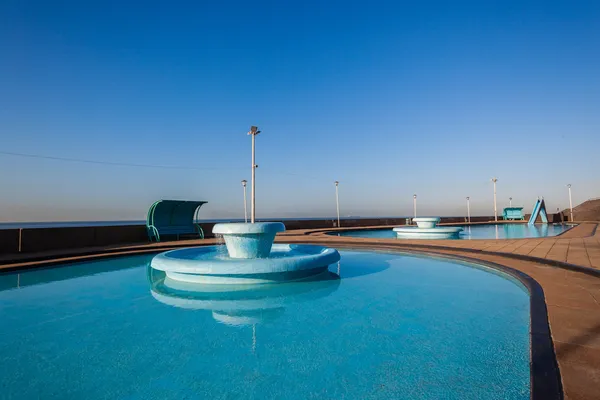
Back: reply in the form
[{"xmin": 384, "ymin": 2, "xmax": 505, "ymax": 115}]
[
  {"xmin": 0, "ymin": 250, "xmax": 530, "ymax": 399},
  {"xmin": 334, "ymin": 223, "xmax": 571, "ymax": 239}
]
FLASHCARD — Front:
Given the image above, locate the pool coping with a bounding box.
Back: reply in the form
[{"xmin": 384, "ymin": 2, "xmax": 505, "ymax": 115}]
[{"xmin": 0, "ymin": 223, "xmax": 595, "ymax": 269}]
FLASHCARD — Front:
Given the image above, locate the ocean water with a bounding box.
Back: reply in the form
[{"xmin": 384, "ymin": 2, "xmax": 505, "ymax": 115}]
[
  {"xmin": 0, "ymin": 250, "xmax": 530, "ymax": 399},
  {"xmin": 0, "ymin": 217, "xmax": 374, "ymax": 230}
]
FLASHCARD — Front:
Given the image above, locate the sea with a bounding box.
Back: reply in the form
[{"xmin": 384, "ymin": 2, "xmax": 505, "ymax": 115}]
[{"xmin": 0, "ymin": 217, "xmax": 410, "ymax": 230}]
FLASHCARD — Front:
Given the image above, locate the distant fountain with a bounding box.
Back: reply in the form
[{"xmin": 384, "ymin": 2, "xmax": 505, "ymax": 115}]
[{"xmin": 392, "ymin": 217, "xmax": 463, "ymax": 239}]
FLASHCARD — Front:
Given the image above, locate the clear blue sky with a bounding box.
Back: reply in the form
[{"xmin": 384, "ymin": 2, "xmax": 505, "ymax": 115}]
[{"xmin": 1, "ymin": 0, "xmax": 599, "ymax": 221}]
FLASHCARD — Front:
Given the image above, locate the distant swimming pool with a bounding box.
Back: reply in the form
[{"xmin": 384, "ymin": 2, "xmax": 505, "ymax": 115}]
[
  {"xmin": 332, "ymin": 223, "xmax": 572, "ymax": 240},
  {"xmin": 0, "ymin": 250, "xmax": 531, "ymax": 399}
]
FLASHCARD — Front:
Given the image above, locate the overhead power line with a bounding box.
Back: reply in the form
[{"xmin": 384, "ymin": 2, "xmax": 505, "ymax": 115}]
[
  {"xmin": 0, "ymin": 150, "xmax": 331, "ymax": 181},
  {"xmin": 0, "ymin": 150, "xmax": 243, "ymax": 171}
]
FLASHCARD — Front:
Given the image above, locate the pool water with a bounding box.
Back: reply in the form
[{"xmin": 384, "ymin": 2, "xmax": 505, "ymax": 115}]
[
  {"xmin": 0, "ymin": 250, "xmax": 530, "ymax": 399},
  {"xmin": 335, "ymin": 223, "xmax": 571, "ymax": 239}
]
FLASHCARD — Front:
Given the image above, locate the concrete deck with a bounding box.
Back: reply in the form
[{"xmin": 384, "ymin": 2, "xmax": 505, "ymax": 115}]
[{"xmin": 2, "ymin": 222, "xmax": 600, "ymax": 399}]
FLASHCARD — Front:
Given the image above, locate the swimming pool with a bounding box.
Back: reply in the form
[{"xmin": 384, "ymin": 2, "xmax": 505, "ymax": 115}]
[
  {"xmin": 333, "ymin": 223, "xmax": 571, "ymax": 240},
  {"xmin": 0, "ymin": 250, "xmax": 531, "ymax": 399}
]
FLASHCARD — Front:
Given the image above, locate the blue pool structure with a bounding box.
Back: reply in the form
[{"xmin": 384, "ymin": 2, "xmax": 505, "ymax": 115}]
[
  {"xmin": 151, "ymin": 222, "xmax": 341, "ymax": 284},
  {"xmin": 0, "ymin": 250, "xmax": 533, "ymax": 399},
  {"xmin": 151, "ymin": 244, "xmax": 341, "ymax": 284},
  {"xmin": 332, "ymin": 223, "xmax": 572, "ymax": 240}
]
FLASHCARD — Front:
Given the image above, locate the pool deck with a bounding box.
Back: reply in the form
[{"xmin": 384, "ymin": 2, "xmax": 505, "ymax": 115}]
[{"xmin": 2, "ymin": 222, "xmax": 600, "ymax": 399}]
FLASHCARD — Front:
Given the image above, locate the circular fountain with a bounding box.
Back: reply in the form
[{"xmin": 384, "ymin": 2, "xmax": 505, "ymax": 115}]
[
  {"xmin": 150, "ymin": 222, "xmax": 341, "ymax": 284},
  {"xmin": 393, "ymin": 217, "xmax": 463, "ymax": 239}
]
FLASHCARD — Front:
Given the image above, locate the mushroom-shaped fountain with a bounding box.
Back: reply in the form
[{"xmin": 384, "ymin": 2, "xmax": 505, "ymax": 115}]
[
  {"xmin": 150, "ymin": 222, "xmax": 341, "ymax": 284},
  {"xmin": 392, "ymin": 217, "xmax": 463, "ymax": 239}
]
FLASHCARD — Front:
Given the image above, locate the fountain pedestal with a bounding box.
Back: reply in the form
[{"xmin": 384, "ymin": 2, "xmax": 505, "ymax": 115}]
[
  {"xmin": 412, "ymin": 217, "xmax": 441, "ymax": 228},
  {"xmin": 213, "ymin": 222, "xmax": 285, "ymax": 259}
]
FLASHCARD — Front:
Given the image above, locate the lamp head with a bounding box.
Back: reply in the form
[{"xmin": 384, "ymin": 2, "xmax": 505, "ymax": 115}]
[
  {"xmin": 334, "ymin": 181, "xmax": 339, "ymax": 186},
  {"xmin": 248, "ymin": 126, "xmax": 261, "ymax": 135},
  {"xmin": 241, "ymin": 180, "xmax": 247, "ymax": 186}
]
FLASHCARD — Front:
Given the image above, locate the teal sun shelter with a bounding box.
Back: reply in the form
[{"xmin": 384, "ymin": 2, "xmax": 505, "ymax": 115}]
[
  {"xmin": 146, "ymin": 200, "xmax": 207, "ymax": 242},
  {"xmin": 502, "ymin": 207, "xmax": 525, "ymax": 221}
]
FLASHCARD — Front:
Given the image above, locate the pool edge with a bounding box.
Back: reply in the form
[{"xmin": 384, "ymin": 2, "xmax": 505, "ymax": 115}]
[{"xmin": 330, "ymin": 245, "xmax": 563, "ymax": 400}]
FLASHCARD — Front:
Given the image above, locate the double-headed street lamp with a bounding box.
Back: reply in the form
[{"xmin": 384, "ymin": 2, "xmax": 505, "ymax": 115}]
[{"xmin": 248, "ymin": 126, "xmax": 261, "ymax": 223}]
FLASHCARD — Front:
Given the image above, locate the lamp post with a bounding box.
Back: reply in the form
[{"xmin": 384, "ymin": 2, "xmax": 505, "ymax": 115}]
[
  {"xmin": 248, "ymin": 126, "xmax": 261, "ymax": 223},
  {"xmin": 413, "ymin": 194, "xmax": 417, "ymax": 221},
  {"xmin": 509, "ymin": 197, "xmax": 512, "ymax": 207},
  {"xmin": 466, "ymin": 197, "xmax": 471, "ymax": 223},
  {"xmin": 491, "ymin": 178, "xmax": 498, "ymax": 222},
  {"xmin": 567, "ymin": 184, "xmax": 573, "ymax": 222},
  {"xmin": 335, "ymin": 181, "xmax": 340, "ymax": 228},
  {"xmin": 241, "ymin": 180, "xmax": 248, "ymax": 223}
]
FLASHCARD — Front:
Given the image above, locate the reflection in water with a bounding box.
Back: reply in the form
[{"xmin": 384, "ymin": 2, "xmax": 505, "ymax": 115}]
[
  {"xmin": 503, "ymin": 223, "xmax": 548, "ymax": 238},
  {"xmin": 147, "ymin": 265, "xmax": 341, "ymax": 327},
  {"xmin": 148, "ymin": 265, "xmax": 341, "ymax": 353}
]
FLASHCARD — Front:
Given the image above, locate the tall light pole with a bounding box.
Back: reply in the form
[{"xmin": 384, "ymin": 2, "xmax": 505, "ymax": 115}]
[
  {"xmin": 509, "ymin": 197, "xmax": 512, "ymax": 207},
  {"xmin": 491, "ymin": 178, "xmax": 498, "ymax": 222},
  {"xmin": 413, "ymin": 194, "xmax": 417, "ymax": 221},
  {"xmin": 248, "ymin": 126, "xmax": 260, "ymax": 223},
  {"xmin": 567, "ymin": 184, "xmax": 574, "ymax": 222},
  {"xmin": 334, "ymin": 181, "xmax": 340, "ymax": 228},
  {"xmin": 241, "ymin": 180, "xmax": 248, "ymax": 223},
  {"xmin": 466, "ymin": 196, "xmax": 471, "ymax": 223}
]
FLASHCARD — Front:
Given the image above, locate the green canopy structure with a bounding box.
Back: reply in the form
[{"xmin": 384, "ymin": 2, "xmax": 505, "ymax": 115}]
[{"xmin": 146, "ymin": 200, "xmax": 207, "ymax": 242}]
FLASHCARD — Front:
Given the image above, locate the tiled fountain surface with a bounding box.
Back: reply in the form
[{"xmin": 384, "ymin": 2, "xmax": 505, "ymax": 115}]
[{"xmin": 2, "ymin": 222, "xmax": 600, "ymax": 399}]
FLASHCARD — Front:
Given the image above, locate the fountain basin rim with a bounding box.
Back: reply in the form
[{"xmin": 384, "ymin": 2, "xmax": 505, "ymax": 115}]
[
  {"xmin": 150, "ymin": 244, "xmax": 341, "ymax": 275},
  {"xmin": 213, "ymin": 222, "xmax": 285, "ymax": 235}
]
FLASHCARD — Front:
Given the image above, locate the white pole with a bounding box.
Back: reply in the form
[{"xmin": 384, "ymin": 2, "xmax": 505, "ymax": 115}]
[
  {"xmin": 509, "ymin": 197, "xmax": 512, "ymax": 207},
  {"xmin": 248, "ymin": 126, "xmax": 260, "ymax": 224},
  {"xmin": 466, "ymin": 197, "xmax": 471, "ymax": 223},
  {"xmin": 491, "ymin": 178, "xmax": 498, "ymax": 222},
  {"xmin": 242, "ymin": 180, "xmax": 248, "ymax": 223},
  {"xmin": 251, "ymin": 134, "xmax": 256, "ymax": 223},
  {"xmin": 413, "ymin": 194, "xmax": 417, "ymax": 221},
  {"xmin": 335, "ymin": 181, "xmax": 340, "ymax": 228},
  {"xmin": 567, "ymin": 184, "xmax": 573, "ymax": 222}
]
